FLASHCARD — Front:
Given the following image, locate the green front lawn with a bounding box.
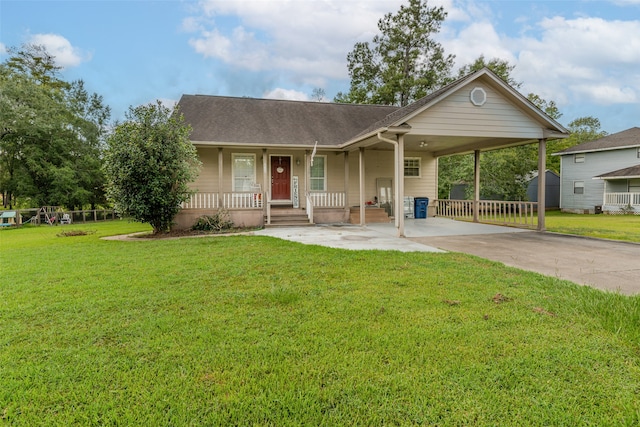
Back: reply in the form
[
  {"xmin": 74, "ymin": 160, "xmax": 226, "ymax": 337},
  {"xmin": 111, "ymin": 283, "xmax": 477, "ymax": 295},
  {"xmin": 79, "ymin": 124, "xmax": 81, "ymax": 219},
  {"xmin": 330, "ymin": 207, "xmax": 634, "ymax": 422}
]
[
  {"xmin": 545, "ymin": 211, "xmax": 640, "ymax": 242},
  {"xmin": 1, "ymin": 221, "xmax": 640, "ymax": 425}
]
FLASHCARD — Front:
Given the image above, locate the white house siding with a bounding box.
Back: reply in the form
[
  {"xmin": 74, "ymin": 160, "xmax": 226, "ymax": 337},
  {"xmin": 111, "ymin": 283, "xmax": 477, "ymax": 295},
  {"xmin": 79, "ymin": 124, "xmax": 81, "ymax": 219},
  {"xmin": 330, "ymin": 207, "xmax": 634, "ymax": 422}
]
[
  {"xmin": 560, "ymin": 147, "xmax": 639, "ymax": 212},
  {"xmin": 407, "ymin": 84, "xmax": 544, "ymax": 140}
]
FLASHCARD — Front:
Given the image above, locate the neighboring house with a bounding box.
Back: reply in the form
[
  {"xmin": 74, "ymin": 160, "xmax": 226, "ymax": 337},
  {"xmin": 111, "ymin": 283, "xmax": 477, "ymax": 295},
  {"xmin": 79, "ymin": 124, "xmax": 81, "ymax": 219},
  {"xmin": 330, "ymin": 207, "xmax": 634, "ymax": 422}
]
[
  {"xmin": 554, "ymin": 127, "xmax": 640, "ymax": 214},
  {"xmin": 175, "ymin": 68, "xmax": 568, "ymax": 235}
]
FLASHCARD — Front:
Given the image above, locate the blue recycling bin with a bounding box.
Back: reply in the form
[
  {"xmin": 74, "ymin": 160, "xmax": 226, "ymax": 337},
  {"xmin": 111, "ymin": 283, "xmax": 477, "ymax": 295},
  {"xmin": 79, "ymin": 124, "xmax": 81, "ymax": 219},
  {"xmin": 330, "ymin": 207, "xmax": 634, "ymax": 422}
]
[{"xmin": 414, "ymin": 197, "xmax": 429, "ymax": 218}]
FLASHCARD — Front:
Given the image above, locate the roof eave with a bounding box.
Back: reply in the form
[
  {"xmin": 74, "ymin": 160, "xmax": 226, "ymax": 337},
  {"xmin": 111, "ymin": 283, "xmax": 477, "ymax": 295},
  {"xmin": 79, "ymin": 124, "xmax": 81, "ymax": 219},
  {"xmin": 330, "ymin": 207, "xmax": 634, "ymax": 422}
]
[{"xmin": 191, "ymin": 140, "xmax": 343, "ymax": 150}]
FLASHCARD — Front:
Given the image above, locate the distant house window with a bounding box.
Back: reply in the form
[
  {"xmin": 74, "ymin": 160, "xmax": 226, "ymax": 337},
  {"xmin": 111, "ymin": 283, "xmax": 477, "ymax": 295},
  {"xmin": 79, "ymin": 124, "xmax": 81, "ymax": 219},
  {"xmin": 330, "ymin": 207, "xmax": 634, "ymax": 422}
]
[
  {"xmin": 637, "ymin": 147, "xmax": 640, "ymax": 159},
  {"xmin": 574, "ymin": 153, "xmax": 585, "ymax": 163},
  {"xmin": 573, "ymin": 181, "xmax": 584, "ymax": 195},
  {"xmin": 232, "ymin": 154, "xmax": 256, "ymax": 191},
  {"xmin": 404, "ymin": 158, "xmax": 421, "ymax": 177},
  {"xmin": 310, "ymin": 155, "xmax": 326, "ymax": 191}
]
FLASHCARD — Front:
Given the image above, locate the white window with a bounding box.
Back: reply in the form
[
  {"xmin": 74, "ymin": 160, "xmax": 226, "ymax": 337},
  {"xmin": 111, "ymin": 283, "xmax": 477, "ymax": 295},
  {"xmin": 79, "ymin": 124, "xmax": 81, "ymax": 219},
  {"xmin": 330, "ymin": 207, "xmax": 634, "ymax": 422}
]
[
  {"xmin": 310, "ymin": 155, "xmax": 326, "ymax": 191},
  {"xmin": 232, "ymin": 154, "xmax": 256, "ymax": 191},
  {"xmin": 574, "ymin": 153, "xmax": 585, "ymax": 163},
  {"xmin": 404, "ymin": 157, "xmax": 421, "ymax": 177},
  {"xmin": 629, "ymin": 179, "xmax": 640, "ymax": 192},
  {"xmin": 573, "ymin": 181, "xmax": 584, "ymax": 195}
]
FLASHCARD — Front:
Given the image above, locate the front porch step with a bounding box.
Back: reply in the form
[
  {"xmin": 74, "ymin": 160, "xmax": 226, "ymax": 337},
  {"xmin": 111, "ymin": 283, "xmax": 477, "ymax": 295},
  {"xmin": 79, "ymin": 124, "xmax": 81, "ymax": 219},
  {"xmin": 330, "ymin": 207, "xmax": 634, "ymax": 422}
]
[
  {"xmin": 265, "ymin": 208, "xmax": 312, "ymax": 227},
  {"xmin": 349, "ymin": 207, "xmax": 392, "ymax": 224}
]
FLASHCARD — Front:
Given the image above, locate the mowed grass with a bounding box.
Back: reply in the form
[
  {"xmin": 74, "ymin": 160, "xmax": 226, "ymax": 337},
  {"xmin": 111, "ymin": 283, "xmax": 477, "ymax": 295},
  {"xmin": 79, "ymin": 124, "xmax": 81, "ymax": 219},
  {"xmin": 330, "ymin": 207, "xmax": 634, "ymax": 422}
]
[
  {"xmin": 545, "ymin": 210, "xmax": 640, "ymax": 242},
  {"xmin": 1, "ymin": 221, "xmax": 640, "ymax": 425}
]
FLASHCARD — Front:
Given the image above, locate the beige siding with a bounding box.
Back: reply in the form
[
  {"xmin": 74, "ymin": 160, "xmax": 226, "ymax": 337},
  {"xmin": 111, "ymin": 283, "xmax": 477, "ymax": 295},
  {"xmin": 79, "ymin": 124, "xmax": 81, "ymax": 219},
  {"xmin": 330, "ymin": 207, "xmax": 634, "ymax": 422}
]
[
  {"xmin": 346, "ymin": 150, "xmax": 437, "ymax": 206},
  {"xmin": 407, "ymin": 84, "xmax": 544, "ymax": 139},
  {"xmin": 191, "ymin": 147, "xmax": 218, "ymax": 192},
  {"xmin": 193, "ymin": 147, "xmax": 434, "ymax": 207}
]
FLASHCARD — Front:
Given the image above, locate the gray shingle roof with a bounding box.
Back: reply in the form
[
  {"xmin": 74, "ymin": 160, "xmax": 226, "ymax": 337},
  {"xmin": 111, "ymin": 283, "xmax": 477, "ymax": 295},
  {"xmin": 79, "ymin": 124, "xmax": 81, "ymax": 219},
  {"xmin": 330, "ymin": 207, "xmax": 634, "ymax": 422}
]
[
  {"xmin": 557, "ymin": 127, "xmax": 640, "ymax": 155},
  {"xmin": 595, "ymin": 164, "xmax": 640, "ymax": 179},
  {"xmin": 177, "ymin": 95, "xmax": 398, "ymax": 147}
]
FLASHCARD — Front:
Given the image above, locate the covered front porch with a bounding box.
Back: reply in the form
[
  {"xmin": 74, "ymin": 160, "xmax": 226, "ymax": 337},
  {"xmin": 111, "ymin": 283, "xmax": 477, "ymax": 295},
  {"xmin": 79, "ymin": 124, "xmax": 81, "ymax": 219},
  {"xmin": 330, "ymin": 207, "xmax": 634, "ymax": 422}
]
[{"xmin": 595, "ymin": 165, "xmax": 640, "ymax": 214}]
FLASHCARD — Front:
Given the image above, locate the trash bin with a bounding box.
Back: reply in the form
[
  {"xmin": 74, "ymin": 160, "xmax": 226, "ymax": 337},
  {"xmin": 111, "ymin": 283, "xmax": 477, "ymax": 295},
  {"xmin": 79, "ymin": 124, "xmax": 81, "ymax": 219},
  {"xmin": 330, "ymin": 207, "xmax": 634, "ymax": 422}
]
[
  {"xmin": 414, "ymin": 197, "xmax": 429, "ymax": 219},
  {"xmin": 595, "ymin": 205, "xmax": 603, "ymax": 214}
]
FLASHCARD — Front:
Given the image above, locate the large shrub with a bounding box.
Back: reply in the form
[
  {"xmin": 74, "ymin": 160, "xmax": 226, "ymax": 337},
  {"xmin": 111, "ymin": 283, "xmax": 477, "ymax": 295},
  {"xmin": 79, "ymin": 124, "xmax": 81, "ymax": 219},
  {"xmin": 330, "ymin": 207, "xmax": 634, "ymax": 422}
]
[{"xmin": 104, "ymin": 102, "xmax": 201, "ymax": 233}]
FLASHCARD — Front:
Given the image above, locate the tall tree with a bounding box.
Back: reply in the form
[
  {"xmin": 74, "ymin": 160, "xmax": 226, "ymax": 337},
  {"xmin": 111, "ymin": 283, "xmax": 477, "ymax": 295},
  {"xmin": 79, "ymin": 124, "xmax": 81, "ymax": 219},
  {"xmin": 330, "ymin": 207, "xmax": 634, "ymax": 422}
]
[
  {"xmin": 103, "ymin": 102, "xmax": 201, "ymax": 234},
  {"xmin": 0, "ymin": 44, "xmax": 110, "ymax": 209},
  {"xmin": 335, "ymin": 0, "xmax": 455, "ymax": 106}
]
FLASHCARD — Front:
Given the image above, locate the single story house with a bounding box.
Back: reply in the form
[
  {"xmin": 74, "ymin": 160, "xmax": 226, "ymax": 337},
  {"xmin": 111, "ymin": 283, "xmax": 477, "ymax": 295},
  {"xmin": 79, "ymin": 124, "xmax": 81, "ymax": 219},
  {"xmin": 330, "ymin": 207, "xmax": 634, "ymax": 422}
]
[
  {"xmin": 553, "ymin": 127, "xmax": 640, "ymax": 214},
  {"xmin": 175, "ymin": 68, "xmax": 569, "ymax": 235}
]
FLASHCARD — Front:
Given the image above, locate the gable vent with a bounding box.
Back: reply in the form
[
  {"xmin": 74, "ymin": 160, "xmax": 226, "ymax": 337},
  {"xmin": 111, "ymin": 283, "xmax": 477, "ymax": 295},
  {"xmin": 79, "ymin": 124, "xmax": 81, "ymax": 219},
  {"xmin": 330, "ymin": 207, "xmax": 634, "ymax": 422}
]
[{"xmin": 470, "ymin": 87, "xmax": 487, "ymax": 106}]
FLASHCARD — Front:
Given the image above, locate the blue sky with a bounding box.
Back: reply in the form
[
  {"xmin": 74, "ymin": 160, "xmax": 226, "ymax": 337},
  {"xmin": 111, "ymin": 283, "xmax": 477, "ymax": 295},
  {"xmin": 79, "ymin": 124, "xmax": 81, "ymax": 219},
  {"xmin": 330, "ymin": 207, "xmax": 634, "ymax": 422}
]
[{"xmin": 1, "ymin": 0, "xmax": 639, "ymax": 134}]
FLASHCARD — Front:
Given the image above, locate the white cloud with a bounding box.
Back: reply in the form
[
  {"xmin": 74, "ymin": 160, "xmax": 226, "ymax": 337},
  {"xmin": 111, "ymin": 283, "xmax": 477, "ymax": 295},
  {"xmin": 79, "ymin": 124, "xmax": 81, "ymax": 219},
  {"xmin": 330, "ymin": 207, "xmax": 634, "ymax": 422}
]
[
  {"xmin": 514, "ymin": 16, "xmax": 640, "ymax": 105},
  {"xmin": 184, "ymin": 0, "xmax": 640, "ymax": 110},
  {"xmin": 28, "ymin": 33, "xmax": 90, "ymax": 68},
  {"xmin": 263, "ymin": 88, "xmax": 308, "ymax": 101},
  {"xmin": 185, "ymin": 0, "xmax": 407, "ymax": 81},
  {"xmin": 0, "ymin": 42, "xmax": 6, "ymax": 55}
]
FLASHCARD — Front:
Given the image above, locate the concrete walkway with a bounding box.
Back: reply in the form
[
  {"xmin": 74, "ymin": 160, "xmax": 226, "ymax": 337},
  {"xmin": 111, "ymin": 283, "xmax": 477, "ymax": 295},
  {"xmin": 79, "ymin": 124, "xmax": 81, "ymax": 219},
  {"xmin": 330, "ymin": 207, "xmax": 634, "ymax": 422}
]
[{"xmin": 256, "ymin": 218, "xmax": 640, "ymax": 295}]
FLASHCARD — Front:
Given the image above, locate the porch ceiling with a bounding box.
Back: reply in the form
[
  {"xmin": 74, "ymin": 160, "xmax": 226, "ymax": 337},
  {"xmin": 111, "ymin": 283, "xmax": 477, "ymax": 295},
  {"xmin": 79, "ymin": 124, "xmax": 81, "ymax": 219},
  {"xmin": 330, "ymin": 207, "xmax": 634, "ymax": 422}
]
[{"xmin": 350, "ymin": 133, "xmax": 544, "ymax": 158}]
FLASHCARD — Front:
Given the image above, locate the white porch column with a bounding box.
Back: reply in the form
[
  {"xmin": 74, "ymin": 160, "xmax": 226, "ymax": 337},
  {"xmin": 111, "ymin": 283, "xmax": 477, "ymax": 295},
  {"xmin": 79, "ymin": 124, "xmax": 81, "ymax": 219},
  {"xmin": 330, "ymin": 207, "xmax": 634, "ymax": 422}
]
[
  {"xmin": 218, "ymin": 148, "xmax": 224, "ymax": 196},
  {"xmin": 306, "ymin": 149, "xmax": 312, "ymax": 203},
  {"xmin": 359, "ymin": 147, "xmax": 366, "ymax": 226},
  {"xmin": 473, "ymin": 149, "xmax": 480, "ymax": 223},
  {"xmin": 262, "ymin": 149, "xmax": 268, "ymax": 190},
  {"xmin": 344, "ymin": 151, "xmax": 350, "ymax": 212},
  {"xmin": 537, "ymin": 139, "xmax": 547, "ymax": 231},
  {"xmin": 396, "ymin": 134, "xmax": 405, "ymax": 238}
]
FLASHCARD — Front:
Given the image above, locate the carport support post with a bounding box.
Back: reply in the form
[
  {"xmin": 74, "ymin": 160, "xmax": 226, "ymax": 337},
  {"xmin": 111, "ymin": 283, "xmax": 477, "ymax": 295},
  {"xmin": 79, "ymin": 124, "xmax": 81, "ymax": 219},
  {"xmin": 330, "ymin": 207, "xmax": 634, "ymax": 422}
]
[
  {"xmin": 396, "ymin": 134, "xmax": 405, "ymax": 238},
  {"xmin": 473, "ymin": 149, "xmax": 480, "ymax": 223},
  {"xmin": 537, "ymin": 139, "xmax": 547, "ymax": 231},
  {"xmin": 344, "ymin": 151, "xmax": 350, "ymax": 217},
  {"xmin": 359, "ymin": 147, "xmax": 366, "ymax": 226}
]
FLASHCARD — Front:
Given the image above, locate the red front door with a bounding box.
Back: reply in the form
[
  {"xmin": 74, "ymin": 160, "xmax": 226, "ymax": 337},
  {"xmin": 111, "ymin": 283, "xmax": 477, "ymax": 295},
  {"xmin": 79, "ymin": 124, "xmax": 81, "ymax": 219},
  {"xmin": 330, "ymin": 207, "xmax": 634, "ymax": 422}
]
[{"xmin": 271, "ymin": 156, "xmax": 291, "ymax": 200}]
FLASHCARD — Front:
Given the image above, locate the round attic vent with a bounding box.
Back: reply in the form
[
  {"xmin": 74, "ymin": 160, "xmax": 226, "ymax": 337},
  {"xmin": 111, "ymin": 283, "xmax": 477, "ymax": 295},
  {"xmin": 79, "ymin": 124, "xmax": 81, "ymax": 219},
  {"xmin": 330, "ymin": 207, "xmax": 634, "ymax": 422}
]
[{"xmin": 470, "ymin": 87, "xmax": 487, "ymax": 106}]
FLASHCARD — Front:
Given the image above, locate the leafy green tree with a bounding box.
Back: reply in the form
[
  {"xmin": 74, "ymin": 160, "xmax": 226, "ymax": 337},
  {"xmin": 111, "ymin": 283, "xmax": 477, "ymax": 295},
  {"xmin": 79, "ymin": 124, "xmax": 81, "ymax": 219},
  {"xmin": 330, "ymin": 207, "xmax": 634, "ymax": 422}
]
[
  {"xmin": 0, "ymin": 44, "xmax": 110, "ymax": 209},
  {"xmin": 457, "ymin": 55, "xmax": 522, "ymax": 89},
  {"xmin": 335, "ymin": 0, "xmax": 455, "ymax": 106},
  {"xmin": 527, "ymin": 93, "xmax": 562, "ymax": 121},
  {"xmin": 104, "ymin": 102, "xmax": 201, "ymax": 234},
  {"xmin": 546, "ymin": 116, "xmax": 607, "ymax": 172}
]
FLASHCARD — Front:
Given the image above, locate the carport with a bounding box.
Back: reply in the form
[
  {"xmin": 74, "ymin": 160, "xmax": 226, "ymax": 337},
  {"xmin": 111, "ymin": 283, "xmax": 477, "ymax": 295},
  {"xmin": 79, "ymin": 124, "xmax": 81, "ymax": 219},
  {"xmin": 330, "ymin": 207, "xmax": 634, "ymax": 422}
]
[{"xmin": 341, "ymin": 68, "xmax": 569, "ymax": 237}]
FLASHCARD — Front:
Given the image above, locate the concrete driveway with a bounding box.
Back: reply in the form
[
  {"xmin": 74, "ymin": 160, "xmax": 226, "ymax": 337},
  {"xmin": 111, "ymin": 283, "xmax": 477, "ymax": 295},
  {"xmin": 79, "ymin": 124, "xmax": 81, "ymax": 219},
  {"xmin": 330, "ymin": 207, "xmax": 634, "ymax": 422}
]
[
  {"xmin": 410, "ymin": 231, "xmax": 640, "ymax": 295},
  {"xmin": 257, "ymin": 218, "xmax": 640, "ymax": 295}
]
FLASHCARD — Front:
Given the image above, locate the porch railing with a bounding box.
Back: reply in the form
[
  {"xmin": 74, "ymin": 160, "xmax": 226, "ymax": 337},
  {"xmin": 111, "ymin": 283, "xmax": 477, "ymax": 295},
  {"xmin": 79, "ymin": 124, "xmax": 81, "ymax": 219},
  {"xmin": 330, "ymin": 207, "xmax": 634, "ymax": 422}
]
[
  {"xmin": 604, "ymin": 192, "xmax": 640, "ymax": 207},
  {"xmin": 306, "ymin": 193, "xmax": 314, "ymax": 223},
  {"xmin": 308, "ymin": 192, "xmax": 346, "ymax": 208},
  {"xmin": 181, "ymin": 192, "xmax": 263, "ymax": 209},
  {"xmin": 435, "ymin": 199, "xmax": 538, "ymax": 229}
]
